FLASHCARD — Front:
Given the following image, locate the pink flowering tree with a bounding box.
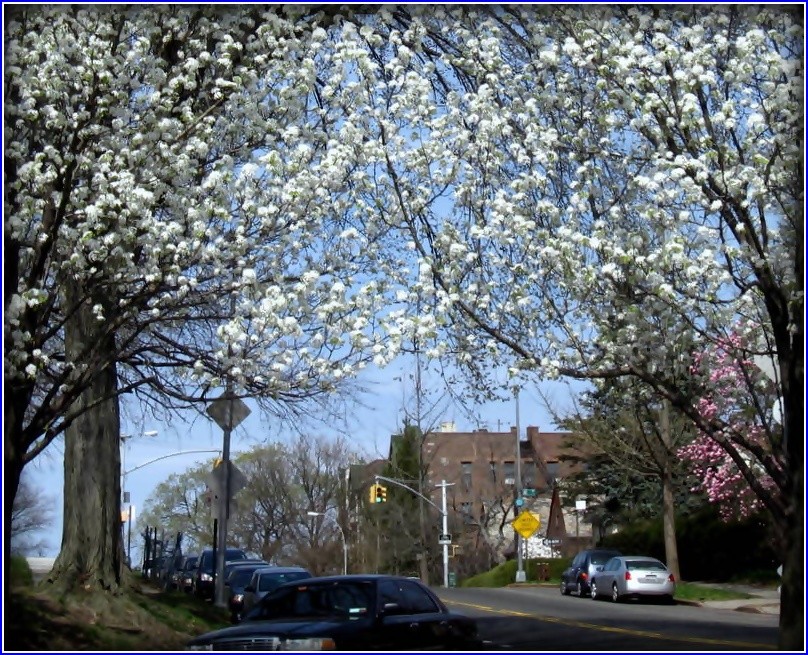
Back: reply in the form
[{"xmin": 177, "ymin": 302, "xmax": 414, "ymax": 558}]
[{"xmin": 679, "ymin": 330, "xmax": 784, "ymax": 523}]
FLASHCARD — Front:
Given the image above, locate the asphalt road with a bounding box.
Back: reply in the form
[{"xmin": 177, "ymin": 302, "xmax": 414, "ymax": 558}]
[{"xmin": 436, "ymin": 586, "xmax": 779, "ymax": 651}]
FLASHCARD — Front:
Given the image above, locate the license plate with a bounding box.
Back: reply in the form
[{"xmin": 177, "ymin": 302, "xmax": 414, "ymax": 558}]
[{"xmin": 640, "ymin": 576, "xmax": 662, "ymax": 584}]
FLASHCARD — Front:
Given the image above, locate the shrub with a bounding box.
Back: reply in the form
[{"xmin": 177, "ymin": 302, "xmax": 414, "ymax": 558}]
[
  {"xmin": 10, "ymin": 555, "xmax": 33, "ymax": 587},
  {"xmin": 600, "ymin": 506, "xmax": 778, "ymax": 582}
]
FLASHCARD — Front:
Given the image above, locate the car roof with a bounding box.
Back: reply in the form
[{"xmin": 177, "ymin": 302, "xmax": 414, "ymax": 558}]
[
  {"xmin": 282, "ymin": 574, "xmax": 421, "ymax": 584},
  {"xmin": 252, "ymin": 566, "xmax": 310, "ymax": 574}
]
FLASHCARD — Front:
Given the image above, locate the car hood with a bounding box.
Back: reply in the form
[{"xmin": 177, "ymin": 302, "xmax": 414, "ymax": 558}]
[{"xmin": 188, "ymin": 617, "xmax": 370, "ymax": 645}]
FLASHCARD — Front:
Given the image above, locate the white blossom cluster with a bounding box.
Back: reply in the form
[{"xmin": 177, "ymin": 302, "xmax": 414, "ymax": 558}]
[{"xmin": 5, "ymin": 6, "xmax": 801, "ymax": 441}]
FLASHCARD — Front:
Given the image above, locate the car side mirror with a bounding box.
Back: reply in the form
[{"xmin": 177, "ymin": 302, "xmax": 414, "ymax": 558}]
[
  {"xmin": 244, "ymin": 585, "xmax": 255, "ymax": 593},
  {"xmin": 595, "ymin": 566, "xmax": 603, "ymax": 572}
]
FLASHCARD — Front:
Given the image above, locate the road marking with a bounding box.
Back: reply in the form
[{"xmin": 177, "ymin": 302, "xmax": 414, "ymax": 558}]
[{"xmin": 444, "ymin": 600, "xmax": 775, "ymax": 650}]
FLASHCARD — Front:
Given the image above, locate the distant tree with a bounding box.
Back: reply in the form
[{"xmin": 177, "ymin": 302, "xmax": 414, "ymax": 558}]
[
  {"xmin": 10, "ymin": 474, "xmax": 54, "ymax": 556},
  {"xmin": 137, "ymin": 463, "xmax": 214, "ymax": 554},
  {"xmin": 555, "ymin": 378, "xmax": 700, "ymax": 579}
]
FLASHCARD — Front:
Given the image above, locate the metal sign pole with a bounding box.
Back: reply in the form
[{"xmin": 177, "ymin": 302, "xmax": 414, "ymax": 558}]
[{"xmin": 441, "ymin": 480, "xmax": 449, "ymax": 588}]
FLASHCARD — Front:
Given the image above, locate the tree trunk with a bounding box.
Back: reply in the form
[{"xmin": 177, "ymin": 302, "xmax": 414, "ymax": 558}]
[
  {"xmin": 660, "ymin": 401, "xmax": 680, "ymax": 582},
  {"xmin": 3, "ymin": 404, "xmax": 24, "ymax": 602},
  {"xmin": 661, "ymin": 469, "xmax": 680, "ymax": 582},
  {"xmin": 49, "ymin": 286, "xmax": 122, "ymax": 594},
  {"xmin": 778, "ymin": 378, "xmax": 804, "ymax": 650}
]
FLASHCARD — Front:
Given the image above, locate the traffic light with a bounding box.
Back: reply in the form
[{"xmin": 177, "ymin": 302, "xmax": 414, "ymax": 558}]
[
  {"xmin": 369, "ymin": 484, "xmax": 378, "ymax": 504},
  {"xmin": 377, "ymin": 485, "xmax": 387, "ymax": 503}
]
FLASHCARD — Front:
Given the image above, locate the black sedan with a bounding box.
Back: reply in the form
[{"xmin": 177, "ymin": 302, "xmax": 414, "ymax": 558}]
[{"xmin": 186, "ymin": 574, "xmax": 480, "ymax": 651}]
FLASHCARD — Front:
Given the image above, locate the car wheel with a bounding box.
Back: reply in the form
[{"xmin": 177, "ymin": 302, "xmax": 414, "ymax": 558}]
[
  {"xmin": 576, "ymin": 581, "xmax": 585, "ymax": 597},
  {"xmin": 590, "ymin": 580, "xmax": 598, "ymax": 600},
  {"xmin": 560, "ymin": 580, "xmax": 570, "ymax": 596},
  {"xmin": 611, "ymin": 583, "xmax": 620, "ymax": 603}
]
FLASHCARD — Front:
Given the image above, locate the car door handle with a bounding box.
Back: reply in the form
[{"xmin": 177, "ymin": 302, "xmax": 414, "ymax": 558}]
[{"xmin": 409, "ymin": 622, "xmax": 419, "ymax": 630}]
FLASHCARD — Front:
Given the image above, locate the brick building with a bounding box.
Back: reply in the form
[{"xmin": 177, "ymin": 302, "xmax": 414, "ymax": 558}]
[{"xmin": 407, "ymin": 423, "xmax": 592, "ymax": 559}]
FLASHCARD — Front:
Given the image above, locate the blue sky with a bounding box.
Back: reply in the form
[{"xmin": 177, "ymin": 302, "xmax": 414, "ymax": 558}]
[{"xmin": 24, "ymin": 355, "xmax": 580, "ymax": 561}]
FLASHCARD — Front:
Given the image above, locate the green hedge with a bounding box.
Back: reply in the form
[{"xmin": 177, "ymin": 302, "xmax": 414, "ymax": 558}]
[
  {"xmin": 461, "ymin": 558, "xmax": 567, "ymax": 587},
  {"xmin": 10, "ymin": 555, "xmax": 33, "ymax": 587},
  {"xmin": 599, "ymin": 507, "xmax": 778, "ymax": 582}
]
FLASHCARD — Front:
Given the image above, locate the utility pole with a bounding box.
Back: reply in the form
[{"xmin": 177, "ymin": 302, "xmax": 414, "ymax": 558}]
[
  {"xmin": 439, "ymin": 480, "xmax": 450, "ymax": 588},
  {"xmin": 515, "ymin": 389, "xmax": 526, "ymax": 583},
  {"xmin": 376, "ymin": 474, "xmax": 454, "ymax": 587}
]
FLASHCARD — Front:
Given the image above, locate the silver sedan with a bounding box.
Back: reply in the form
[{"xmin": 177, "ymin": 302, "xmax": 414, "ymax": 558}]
[{"xmin": 590, "ymin": 556, "xmax": 675, "ymax": 603}]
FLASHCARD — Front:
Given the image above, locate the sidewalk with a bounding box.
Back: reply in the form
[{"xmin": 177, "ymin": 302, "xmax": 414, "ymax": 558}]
[{"xmin": 681, "ymin": 583, "xmax": 780, "ymax": 616}]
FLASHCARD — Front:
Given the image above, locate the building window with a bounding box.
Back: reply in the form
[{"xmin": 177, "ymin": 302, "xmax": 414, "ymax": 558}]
[
  {"xmin": 546, "ymin": 461, "xmax": 559, "ymax": 484},
  {"xmin": 503, "ymin": 461, "xmax": 515, "ymax": 483},
  {"xmin": 460, "ymin": 502, "xmax": 473, "ymax": 523},
  {"xmin": 523, "ymin": 460, "xmax": 536, "ymax": 488},
  {"xmin": 489, "ymin": 461, "xmax": 497, "ymax": 482},
  {"xmin": 461, "ymin": 461, "xmax": 473, "ymax": 491}
]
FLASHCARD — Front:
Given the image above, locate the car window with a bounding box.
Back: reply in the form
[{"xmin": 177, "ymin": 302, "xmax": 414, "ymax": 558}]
[
  {"xmin": 378, "ymin": 580, "xmax": 401, "ymax": 610},
  {"xmin": 400, "ymin": 581, "xmax": 439, "ymax": 614},
  {"xmin": 572, "ymin": 554, "xmax": 583, "ymax": 567},
  {"xmin": 229, "ymin": 568, "xmax": 255, "ymax": 586},
  {"xmin": 590, "ymin": 553, "xmax": 616, "ymax": 565},
  {"xmin": 258, "ymin": 571, "xmax": 310, "ymax": 592},
  {"xmin": 246, "ymin": 581, "xmax": 374, "ymax": 621},
  {"xmin": 626, "ymin": 560, "xmax": 666, "ymax": 571}
]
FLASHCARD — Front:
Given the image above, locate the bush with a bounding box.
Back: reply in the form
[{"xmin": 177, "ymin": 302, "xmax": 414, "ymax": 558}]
[
  {"xmin": 600, "ymin": 506, "xmax": 779, "ymax": 582},
  {"xmin": 10, "ymin": 555, "xmax": 33, "ymax": 587}
]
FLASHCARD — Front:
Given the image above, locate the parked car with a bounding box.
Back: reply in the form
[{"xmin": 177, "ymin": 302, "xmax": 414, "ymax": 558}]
[
  {"xmin": 186, "ymin": 574, "xmax": 481, "ymax": 651},
  {"xmin": 193, "ymin": 547, "xmax": 248, "ymax": 599},
  {"xmin": 179, "ymin": 555, "xmax": 198, "ymax": 593},
  {"xmin": 560, "ymin": 548, "xmax": 622, "ymax": 597},
  {"xmin": 224, "ymin": 561, "xmax": 271, "ymax": 622},
  {"xmin": 590, "ymin": 555, "xmax": 676, "ymax": 603},
  {"xmin": 240, "ymin": 566, "xmax": 313, "ymax": 616}
]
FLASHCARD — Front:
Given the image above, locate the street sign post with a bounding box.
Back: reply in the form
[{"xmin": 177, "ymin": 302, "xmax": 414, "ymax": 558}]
[{"xmin": 207, "ymin": 393, "xmax": 251, "ymax": 609}]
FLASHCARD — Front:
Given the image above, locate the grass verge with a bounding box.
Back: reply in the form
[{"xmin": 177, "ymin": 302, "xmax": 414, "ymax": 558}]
[{"xmin": 4, "ymin": 576, "xmax": 229, "ymax": 651}]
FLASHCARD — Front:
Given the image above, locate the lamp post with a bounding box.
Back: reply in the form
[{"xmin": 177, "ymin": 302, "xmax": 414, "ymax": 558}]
[
  {"xmin": 120, "ymin": 430, "xmax": 158, "ymax": 566},
  {"xmin": 307, "ymin": 511, "xmax": 347, "ymax": 575}
]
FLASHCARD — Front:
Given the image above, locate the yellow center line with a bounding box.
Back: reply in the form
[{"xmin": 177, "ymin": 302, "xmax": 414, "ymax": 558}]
[{"xmin": 444, "ymin": 600, "xmax": 775, "ymax": 650}]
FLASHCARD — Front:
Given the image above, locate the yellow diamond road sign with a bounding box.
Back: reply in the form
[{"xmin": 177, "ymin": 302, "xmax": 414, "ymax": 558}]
[{"xmin": 511, "ymin": 510, "xmax": 541, "ymax": 539}]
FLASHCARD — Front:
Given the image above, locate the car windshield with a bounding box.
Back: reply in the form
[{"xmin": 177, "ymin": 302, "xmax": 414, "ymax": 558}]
[
  {"xmin": 245, "ymin": 581, "xmax": 373, "ymax": 621},
  {"xmin": 258, "ymin": 571, "xmax": 310, "ymax": 592},
  {"xmin": 229, "ymin": 569, "xmax": 256, "ymax": 586},
  {"xmin": 591, "ymin": 553, "xmax": 617, "ymax": 565},
  {"xmin": 626, "ymin": 560, "xmax": 667, "ymax": 571}
]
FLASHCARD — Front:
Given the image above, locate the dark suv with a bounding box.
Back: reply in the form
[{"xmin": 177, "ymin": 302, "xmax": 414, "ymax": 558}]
[
  {"xmin": 560, "ymin": 548, "xmax": 622, "ymax": 597},
  {"xmin": 193, "ymin": 547, "xmax": 247, "ymax": 599}
]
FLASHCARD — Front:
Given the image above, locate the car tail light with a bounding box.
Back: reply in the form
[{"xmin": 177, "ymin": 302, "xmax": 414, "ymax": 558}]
[
  {"xmin": 580, "ymin": 572, "xmax": 588, "ymax": 581},
  {"xmin": 624, "ymin": 571, "xmax": 632, "ymax": 581},
  {"xmin": 668, "ymin": 574, "xmax": 675, "ymax": 582}
]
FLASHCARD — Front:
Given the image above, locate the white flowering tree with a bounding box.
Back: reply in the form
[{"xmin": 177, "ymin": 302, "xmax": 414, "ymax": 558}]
[
  {"xmin": 359, "ymin": 6, "xmax": 802, "ymax": 646},
  {"xmin": 3, "ymin": 5, "xmax": 401, "ymax": 592}
]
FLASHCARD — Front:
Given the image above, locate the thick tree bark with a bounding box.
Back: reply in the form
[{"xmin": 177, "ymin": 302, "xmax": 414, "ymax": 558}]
[
  {"xmin": 660, "ymin": 469, "xmax": 680, "ymax": 583},
  {"xmin": 778, "ymin": 379, "xmax": 804, "ymax": 650},
  {"xmin": 3, "ymin": 402, "xmax": 24, "ymax": 602},
  {"xmin": 660, "ymin": 402, "xmax": 680, "ymax": 582},
  {"xmin": 49, "ymin": 285, "xmax": 123, "ymax": 593}
]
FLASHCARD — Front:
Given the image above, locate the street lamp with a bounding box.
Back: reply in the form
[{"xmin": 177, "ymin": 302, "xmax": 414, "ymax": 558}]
[
  {"xmin": 120, "ymin": 430, "xmax": 158, "ymax": 566},
  {"xmin": 307, "ymin": 511, "xmax": 347, "ymax": 575}
]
